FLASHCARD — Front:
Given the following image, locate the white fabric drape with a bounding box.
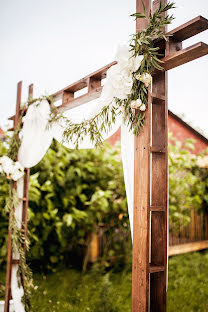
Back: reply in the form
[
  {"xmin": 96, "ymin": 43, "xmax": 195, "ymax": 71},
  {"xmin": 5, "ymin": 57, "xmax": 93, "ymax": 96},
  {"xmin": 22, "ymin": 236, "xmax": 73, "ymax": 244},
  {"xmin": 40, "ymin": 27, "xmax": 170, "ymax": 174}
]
[
  {"xmin": 11, "ymin": 178, "xmax": 25, "ymax": 312},
  {"xmin": 18, "ymin": 100, "xmax": 53, "ymax": 168},
  {"xmin": 121, "ymin": 123, "xmax": 134, "ymax": 235}
]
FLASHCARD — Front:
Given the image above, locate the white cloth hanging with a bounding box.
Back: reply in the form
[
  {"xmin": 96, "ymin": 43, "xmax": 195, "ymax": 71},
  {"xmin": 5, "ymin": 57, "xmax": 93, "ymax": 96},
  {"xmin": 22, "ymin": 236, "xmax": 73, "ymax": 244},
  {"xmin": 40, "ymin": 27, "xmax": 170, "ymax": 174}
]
[{"xmin": 11, "ymin": 178, "xmax": 25, "ymax": 312}]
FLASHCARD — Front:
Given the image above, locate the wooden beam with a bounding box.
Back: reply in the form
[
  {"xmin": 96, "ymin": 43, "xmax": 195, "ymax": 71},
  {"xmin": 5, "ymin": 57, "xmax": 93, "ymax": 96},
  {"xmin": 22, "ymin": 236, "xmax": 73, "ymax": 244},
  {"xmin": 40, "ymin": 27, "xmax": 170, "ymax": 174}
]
[
  {"xmin": 167, "ymin": 16, "xmax": 208, "ymax": 42},
  {"xmin": 53, "ymin": 61, "xmax": 116, "ymax": 101},
  {"xmin": 56, "ymin": 41, "xmax": 208, "ymax": 110},
  {"xmin": 58, "ymin": 86, "xmax": 103, "ymax": 112},
  {"xmin": 162, "ymin": 42, "xmax": 208, "ymax": 71},
  {"xmin": 8, "ymin": 17, "xmax": 208, "ymax": 119},
  {"xmin": 132, "ymin": 2, "xmax": 151, "ymax": 311}
]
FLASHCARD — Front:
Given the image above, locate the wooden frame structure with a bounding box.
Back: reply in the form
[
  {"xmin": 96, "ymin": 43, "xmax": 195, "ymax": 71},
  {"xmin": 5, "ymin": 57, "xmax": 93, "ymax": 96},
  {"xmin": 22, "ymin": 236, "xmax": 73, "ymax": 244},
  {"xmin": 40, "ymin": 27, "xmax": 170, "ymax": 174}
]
[{"xmin": 5, "ymin": 0, "xmax": 208, "ymax": 311}]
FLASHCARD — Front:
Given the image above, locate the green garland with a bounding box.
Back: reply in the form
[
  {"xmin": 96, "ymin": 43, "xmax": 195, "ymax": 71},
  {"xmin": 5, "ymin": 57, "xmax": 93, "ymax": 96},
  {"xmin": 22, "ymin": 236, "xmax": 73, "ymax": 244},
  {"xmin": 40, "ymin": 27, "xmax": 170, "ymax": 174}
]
[{"xmin": 3, "ymin": 2, "xmax": 175, "ymax": 311}]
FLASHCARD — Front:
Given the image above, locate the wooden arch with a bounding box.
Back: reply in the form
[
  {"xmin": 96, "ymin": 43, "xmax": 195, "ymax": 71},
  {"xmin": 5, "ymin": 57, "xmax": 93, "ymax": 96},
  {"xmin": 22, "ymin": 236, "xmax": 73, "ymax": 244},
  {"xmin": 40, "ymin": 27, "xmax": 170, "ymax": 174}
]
[{"xmin": 5, "ymin": 0, "xmax": 208, "ymax": 311}]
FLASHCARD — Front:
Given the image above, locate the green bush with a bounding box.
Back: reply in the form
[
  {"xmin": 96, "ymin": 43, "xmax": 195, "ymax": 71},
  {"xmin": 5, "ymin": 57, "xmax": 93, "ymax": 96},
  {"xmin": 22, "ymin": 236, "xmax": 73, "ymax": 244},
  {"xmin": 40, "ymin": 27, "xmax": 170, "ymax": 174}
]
[
  {"xmin": 168, "ymin": 133, "xmax": 208, "ymax": 230},
  {"xmin": 28, "ymin": 141, "xmax": 129, "ymax": 270},
  {"xmin": 0, "ymin": 135, "xmax": 208, "ymax": 271}
]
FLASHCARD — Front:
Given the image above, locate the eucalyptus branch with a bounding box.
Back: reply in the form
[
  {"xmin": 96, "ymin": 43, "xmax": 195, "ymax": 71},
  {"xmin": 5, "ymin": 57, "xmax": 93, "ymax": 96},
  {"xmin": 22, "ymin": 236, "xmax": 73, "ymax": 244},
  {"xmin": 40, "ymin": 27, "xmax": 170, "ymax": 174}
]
[
  {"xmin": 49, "ymin": 101, "xmax": 119, "ymax": 148},
  {"xmin": 5, "ymin": 184, "xmax": 32, "ymax": 311}
]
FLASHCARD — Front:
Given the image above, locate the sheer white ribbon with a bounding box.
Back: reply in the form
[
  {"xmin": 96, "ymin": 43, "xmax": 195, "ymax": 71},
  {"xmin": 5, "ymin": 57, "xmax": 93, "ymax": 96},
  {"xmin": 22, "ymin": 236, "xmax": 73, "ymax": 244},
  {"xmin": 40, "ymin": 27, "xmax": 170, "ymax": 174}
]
[{"xmin": 12, "ymin": 45, "xmax": 142, "ymax": 311}]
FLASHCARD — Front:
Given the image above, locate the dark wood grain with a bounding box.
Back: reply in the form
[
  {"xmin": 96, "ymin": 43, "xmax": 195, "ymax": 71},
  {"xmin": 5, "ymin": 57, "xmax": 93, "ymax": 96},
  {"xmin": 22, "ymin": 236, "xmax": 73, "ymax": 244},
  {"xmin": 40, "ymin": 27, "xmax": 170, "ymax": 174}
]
[
  {"xmin": 167, "ymin": 16, "xmax": 208, "ymax": 42},
  {"xmin": 162, "ymin": 42, "xmax": 208, "ymax": 71},
  {"xmin": 150, "ymin": 1, "xmax": 168, "ymax": 311},
  {"xmin": 132, "ymin": 2, "xmax": 151, "ymax": 311}
]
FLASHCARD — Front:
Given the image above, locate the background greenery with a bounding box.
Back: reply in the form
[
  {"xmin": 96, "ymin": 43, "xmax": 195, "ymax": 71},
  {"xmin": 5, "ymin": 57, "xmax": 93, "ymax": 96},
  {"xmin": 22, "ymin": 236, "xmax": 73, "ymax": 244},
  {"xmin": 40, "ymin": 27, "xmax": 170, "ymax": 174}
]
[
  {"xmin": 1, "ymin": 250, "xmax": 208, "ymax": 312},
  {"xmin": 0, "ymin": 136, "xmax": 208, "ymax": 271}
]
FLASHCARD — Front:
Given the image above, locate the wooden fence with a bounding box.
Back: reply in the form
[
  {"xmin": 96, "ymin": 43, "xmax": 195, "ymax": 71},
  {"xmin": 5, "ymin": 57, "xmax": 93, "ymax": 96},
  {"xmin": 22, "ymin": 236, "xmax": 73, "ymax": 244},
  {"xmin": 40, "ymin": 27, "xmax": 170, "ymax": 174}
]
[
  {"xmin": 169, "ymin": 209, "xmax": 208, "ymax": 246},
  {"xmin": 90, "ymin": 209, "xmax": 208, "ymax": 261}
]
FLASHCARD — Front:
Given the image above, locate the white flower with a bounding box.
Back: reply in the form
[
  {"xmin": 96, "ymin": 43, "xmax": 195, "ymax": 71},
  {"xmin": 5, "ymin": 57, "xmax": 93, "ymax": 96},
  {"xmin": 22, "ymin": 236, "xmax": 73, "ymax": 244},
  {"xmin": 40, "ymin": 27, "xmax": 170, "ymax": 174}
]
[
  {"xmin": 129, "ymin": 53, "xmax": 144, "ymax": 73},
  {"xmin": 11, "ymin": 162, "xmax": 24, "ymax": 181},
  {"xmin": 0, "ymin": 156, "xmax": 24, "ymax": 180},
  {"xmin": 140, "ymin": 104, "xmax": 146, "ymax": 111},
  {"xmin": 136, "ymin": 72, "xmax": 152, "ymax": 87},
  {"xmin": 115, "ymin": 45, "xmax": 144, "ymax": 74},
  {"xmin": 104, "ymin": 63, "xmax": 133, "ymax": 100},
  {"xmin": 130, "ymin": 99, "xmax": 142, "ymax": 109},
  {"xmin": 0, "ymin": 156, "xmax": 14, "ymax": 175}
]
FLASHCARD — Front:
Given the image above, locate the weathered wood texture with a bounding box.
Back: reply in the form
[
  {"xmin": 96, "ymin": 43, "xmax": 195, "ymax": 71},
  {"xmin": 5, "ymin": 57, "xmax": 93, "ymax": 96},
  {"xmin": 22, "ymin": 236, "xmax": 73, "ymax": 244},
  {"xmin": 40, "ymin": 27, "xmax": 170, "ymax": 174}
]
[
  {"xmin": 150, "ymin": 1, "xmax": 168, "ymax": 311},
  {"xmin": 4, "ymin": 82, "xmax": 22, "ymax": 312},
  {"xmin": 132, "ymin": 1, "xmax": 151, "ymax": 311}
]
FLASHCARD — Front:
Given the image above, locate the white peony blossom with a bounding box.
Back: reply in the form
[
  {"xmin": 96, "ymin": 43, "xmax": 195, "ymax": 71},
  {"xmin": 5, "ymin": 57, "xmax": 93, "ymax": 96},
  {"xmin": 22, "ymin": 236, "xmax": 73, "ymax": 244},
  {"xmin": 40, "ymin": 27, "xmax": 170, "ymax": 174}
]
[
  {"xmin": 115, "ymin": 45, "xmax": 144, "ymax": 74},
  {"xmin": 0, "ymin": 156, "xmax": 14, "ymax": 175},
  {"xmin": 11, "ymin": 162, "xmax": 24, "ymax": 181},
  {"xmin": 140, "ymin": 104, "xmax": 146, "ymax": 111},
  {"xmin": 101, "ymin": 45, "xmax": 144, "ymax": 104},
  {"xmin": 136, "ymin": 72, "xmax": 152, "ymax": 87},
  {"xmin": 104, "ymin": 63, "xmax": 133, "ymax": 100}
]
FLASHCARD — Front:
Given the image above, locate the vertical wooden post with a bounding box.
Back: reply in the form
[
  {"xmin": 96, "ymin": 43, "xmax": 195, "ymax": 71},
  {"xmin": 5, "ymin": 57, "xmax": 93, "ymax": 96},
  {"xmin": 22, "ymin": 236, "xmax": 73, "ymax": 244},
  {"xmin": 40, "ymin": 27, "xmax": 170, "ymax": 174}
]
[
  {"xmin": 133, "ymin": 1, "xmax": 168, "ymax": 311},
  {"xmin": 132, "ymin": 1, "xmax": 151, "ymax": 311},
  {"xmin": 4, "ymin": 81, "xmax": 22, "ymax": 312}
]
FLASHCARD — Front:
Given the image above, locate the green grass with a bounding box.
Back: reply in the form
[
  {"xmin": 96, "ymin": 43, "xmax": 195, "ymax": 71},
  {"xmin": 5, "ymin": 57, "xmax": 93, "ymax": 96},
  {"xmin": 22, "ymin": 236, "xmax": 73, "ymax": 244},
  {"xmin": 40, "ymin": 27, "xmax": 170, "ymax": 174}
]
[{"xmin": 1, "ymin": 251, "xmax": 208, "ymax": 311}]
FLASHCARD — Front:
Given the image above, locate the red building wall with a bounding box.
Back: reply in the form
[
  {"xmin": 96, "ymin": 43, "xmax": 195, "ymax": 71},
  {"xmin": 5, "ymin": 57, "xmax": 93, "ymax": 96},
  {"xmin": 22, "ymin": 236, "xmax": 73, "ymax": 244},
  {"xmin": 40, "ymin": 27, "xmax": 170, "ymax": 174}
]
[{"xmin": 108, "ymin": 111, "xmax": 208, "ymax": 154}]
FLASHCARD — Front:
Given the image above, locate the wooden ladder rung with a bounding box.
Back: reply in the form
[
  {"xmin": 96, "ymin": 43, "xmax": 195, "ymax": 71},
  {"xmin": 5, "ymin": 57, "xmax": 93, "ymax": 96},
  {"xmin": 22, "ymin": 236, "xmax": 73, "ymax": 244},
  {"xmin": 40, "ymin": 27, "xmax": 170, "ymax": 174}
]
[
  {"xmin": 150, "ymin": 206, "xmax": 165, "ymax": 212},
  {"xmin": 20, "ymin": 197, "xmax": 27, "ymax": 201},
  {"xmin": 149, "ymin": 265, "xmax": 165, "ymax": 274},
  {"xmin": 150, "ymin": 146, "xmax": 166, "ymax": 153},
  {"xmin": 151, "ymin": 93, "xmax": 165, "ymax": 104}
]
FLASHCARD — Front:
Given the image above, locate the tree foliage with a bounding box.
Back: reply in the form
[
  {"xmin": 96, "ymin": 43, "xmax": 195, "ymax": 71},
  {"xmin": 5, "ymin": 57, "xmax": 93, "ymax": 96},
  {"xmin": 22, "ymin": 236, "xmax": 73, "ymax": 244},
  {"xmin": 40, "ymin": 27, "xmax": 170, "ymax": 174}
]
[{"xmin": 0, "ymin": 135, "xmax": 208, "ymax": 270}]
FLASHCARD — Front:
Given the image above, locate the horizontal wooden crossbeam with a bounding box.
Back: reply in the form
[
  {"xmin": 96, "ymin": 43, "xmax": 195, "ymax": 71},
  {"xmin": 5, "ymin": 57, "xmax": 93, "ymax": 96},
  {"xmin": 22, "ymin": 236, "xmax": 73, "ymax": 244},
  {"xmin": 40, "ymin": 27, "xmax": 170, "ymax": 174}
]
[
  {"xmin": 53, "ymin": 61, "xmax": 116, "ymax": 101},
  {"xmin": 8, "ymin": 16, "xmax": 208, "ymax": 119},
  {"xmin": 59, "ymin": 86, "xmax": 103, "ymax": 112},
  {"xmin": 162, "ymin": 42, "xmax": 208, "ymax": 71},
  {"xmin": 167, "ymin": 16, "xmax": 208, "ymax": 42}
]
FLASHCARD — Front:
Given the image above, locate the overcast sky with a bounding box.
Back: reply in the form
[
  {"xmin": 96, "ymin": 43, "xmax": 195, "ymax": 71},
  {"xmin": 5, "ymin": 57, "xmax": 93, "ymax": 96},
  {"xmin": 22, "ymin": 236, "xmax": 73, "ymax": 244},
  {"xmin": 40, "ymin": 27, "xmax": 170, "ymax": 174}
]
[{"xmin": 0, "ymin": 0, "xmax": 208, "ymax": 136}]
